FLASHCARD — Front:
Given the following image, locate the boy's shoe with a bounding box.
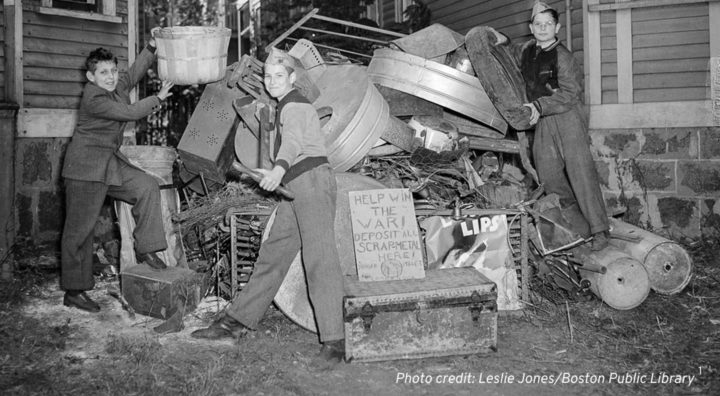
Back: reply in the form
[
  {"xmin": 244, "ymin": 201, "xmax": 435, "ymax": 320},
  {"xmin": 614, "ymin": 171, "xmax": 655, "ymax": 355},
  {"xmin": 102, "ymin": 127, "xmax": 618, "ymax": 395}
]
[
  {"xmin": 191, "ymin": 314, "xmax": 250, "ymax": 340},
  {"xmin": 63, "ymin": 291, "xmax": 101, "ymax": 313},
  {"xmin": 590, "ymin": 231, "xmax": 610, "ymax": 251},
  {"xmin": 315, "ymin": 339, "xmax": 345, "ymax": 365},
  {"xmin": 136, "ymin": 252, "xmax": 167, "ymax": 270}
]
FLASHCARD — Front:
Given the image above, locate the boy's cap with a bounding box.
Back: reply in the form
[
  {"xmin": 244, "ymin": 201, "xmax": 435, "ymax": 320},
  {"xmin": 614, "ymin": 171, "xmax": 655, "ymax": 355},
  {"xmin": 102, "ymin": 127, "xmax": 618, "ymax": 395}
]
[
  {"xmin": 532, "ymin": 1, "xmax": 555, "ymax": 20},
  {"xmin": 266, "ymin": 47, "xmax": 299, "ymax": 70}
]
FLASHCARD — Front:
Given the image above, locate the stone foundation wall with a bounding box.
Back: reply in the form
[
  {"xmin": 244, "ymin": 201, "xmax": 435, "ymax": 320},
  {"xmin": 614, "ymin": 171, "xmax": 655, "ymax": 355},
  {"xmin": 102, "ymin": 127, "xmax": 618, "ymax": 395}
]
[
  {"xmin": 15, "ymin": 137, "xmax": 68, "ymax": 244},
  {"xmin": 591, "ymin": 127, "xmax": 720, "ymax": 240},
  {"xmin": 15, "ymin": 137, "xmax": 116, "ymax": 245},
  {"xmin": 15, "ymin": 127, "xmax": 720, "ymax": 245}
]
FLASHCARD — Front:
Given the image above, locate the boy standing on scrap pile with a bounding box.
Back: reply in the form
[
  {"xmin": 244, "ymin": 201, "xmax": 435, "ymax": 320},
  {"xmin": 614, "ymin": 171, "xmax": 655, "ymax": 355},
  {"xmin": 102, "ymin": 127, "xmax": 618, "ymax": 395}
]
[
  {"xmin": 192, "ymin": 48, "xmax": 346, "ymax": 366},
  {"xmin": 60, "ymin": 38, "xmax": 174, "ymax": 313},
  {"xmin": 495, "ymin": 1, "xmax": 610, "ymax": 250}
]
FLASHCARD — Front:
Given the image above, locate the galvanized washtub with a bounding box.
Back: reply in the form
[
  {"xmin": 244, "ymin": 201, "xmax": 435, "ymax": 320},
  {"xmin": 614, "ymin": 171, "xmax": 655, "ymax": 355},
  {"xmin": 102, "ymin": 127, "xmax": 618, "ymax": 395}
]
[{"xmin": 313, "ymin": 64, "xmax": 389, "ymax": 172}]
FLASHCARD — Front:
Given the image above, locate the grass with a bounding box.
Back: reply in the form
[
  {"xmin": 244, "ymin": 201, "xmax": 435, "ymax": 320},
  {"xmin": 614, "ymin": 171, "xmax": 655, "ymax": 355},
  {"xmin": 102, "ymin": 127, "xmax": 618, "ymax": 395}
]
[{"xmin": 1, "ymin": 237, "xmax": 719, "ymax": 395}]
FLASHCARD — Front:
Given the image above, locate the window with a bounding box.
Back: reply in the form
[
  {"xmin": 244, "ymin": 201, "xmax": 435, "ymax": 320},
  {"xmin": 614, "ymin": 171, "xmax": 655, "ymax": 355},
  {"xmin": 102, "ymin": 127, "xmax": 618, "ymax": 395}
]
[
  {"xmin": 394, "ymin": 0, "xmax": 412, "ymax": 23},
  {"xmin": 39, "ymin": 0, "xmax": 121, "ymax": 23},
  {"xmin": 365, "ymin": 1, "xmax": 381, "ymax": 26},
  {"xmin": 51, "ymin": 0, "xmax": 98, "ymax": 13}
]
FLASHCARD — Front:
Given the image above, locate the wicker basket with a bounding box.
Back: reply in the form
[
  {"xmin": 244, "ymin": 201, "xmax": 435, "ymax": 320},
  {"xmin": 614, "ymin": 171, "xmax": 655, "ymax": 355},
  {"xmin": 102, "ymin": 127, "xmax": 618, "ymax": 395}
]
[{"xmin": 153, "ymin": 26, "xmax": 231, "ymax": 85}]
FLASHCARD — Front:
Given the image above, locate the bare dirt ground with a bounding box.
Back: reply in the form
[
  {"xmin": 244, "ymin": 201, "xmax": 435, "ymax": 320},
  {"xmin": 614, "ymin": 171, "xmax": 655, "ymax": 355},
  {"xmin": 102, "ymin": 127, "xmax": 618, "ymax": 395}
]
[{"xmin": 2, "ymin": 239, "xmax": 719, "ymax": 396}]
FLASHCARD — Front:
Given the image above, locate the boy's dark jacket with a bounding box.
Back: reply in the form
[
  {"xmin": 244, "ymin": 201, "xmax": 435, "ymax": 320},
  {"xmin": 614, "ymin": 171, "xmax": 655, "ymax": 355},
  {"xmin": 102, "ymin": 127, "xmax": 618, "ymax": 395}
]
[
  {"xmin": 62, "ymin": 47, "xmax": 162, "ymax": 185},
  {"xmin": 516, "ymin": 38, "xmax": 584, "ymax": 116}
]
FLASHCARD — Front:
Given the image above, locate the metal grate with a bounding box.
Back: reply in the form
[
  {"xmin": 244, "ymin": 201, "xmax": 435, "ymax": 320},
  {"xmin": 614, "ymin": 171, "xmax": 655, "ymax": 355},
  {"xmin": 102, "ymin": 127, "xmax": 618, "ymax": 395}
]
[
  {"xmin": 508, "ymin": 211, "xmax": 530, "ymax": 302},
  {"xmin": 227, "ymin": 208, "xmax": 530, "ymax": 303},
  {"xmin": 229, "ymin": 212, "xmax": 270, "ymax": 296}
]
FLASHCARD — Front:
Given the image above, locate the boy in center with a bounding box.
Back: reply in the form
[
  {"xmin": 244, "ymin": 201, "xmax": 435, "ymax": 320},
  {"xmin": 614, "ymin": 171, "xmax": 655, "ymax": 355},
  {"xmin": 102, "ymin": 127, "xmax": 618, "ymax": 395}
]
[{"xmin": 192, "ymin": 49, "xmax": 346, "ymax": 365}]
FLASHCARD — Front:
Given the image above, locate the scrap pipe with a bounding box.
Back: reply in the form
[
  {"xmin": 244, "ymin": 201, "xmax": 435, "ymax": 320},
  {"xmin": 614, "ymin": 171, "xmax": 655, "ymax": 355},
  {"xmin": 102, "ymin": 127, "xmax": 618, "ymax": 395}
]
[
  {"xmin": 566, "ymin": 255, "xmax": 607, "ymax": 274},
  {"xmin": 298, "ymin": 26, "xmax": 390, "ymax": 45}
]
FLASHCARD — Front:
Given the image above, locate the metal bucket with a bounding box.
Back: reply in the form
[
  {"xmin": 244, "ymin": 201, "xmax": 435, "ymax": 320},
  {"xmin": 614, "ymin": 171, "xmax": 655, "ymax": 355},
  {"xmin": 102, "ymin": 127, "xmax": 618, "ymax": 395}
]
[
  {"xmin": 117, "ymin": 146, "xmax": 186, "ymax": 269},
  {"xmin": 368, "ymin": 48, "xmax": 507, "ymax": 133},
  {"xmin": 154, "ymin": 26, "xmax": 231, "ymax": 85},
  {"xmin": 271, "ymin": 173, "xmax": 387, "ymax": 333}
]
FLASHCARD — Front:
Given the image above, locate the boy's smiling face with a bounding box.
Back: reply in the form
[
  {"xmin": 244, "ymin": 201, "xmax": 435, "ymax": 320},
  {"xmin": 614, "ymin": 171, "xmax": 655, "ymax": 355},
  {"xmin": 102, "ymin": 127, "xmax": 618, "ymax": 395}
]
[
  {"xmin": 87, "ymin": 60, "xmax": 119, "ymax": 92},
  {"xmin": 529, "ymin": 12, "xmax": 561, "ymax": 46},
  {"xmin": 263, "ymin": 63, "xmax": 295, "ymax": 99}
]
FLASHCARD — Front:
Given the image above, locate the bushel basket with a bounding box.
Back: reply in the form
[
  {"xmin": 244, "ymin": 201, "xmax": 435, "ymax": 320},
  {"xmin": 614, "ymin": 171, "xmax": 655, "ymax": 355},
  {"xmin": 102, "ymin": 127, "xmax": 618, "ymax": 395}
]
[{"xmin": 153, "ymin": 26, "xmax": 231, "ymax": 85}]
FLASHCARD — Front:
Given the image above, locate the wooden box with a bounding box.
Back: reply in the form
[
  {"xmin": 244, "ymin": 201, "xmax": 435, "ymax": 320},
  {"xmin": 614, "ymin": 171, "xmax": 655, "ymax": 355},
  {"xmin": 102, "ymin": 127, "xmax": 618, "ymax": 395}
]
[
  {"xmin": 121, "ymin": 265, "xmax": 205, "ymax": 319},
  {"xmin": 343, "ymin": 267, "xmax": 497, "ymax": 362}
]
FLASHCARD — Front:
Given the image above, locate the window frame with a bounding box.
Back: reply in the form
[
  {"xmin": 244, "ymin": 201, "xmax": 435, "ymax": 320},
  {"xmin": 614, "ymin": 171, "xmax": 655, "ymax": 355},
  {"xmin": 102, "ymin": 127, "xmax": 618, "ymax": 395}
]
[
  {"xmin": 584, "ymin": 0, "xmax": 720, "ymax": 128},
  {"xmin": 38, "ymin": 0, "xmax": 122, "ymax": 24},
  {"xmin": 394, "ymin": 0, "xmax": 413, "ymax": 24}
]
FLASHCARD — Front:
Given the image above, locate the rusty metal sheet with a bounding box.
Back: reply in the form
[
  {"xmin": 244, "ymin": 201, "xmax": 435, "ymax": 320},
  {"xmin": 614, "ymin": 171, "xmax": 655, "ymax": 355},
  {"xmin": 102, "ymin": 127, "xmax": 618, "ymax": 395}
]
[
  {"xmin": 391, "ymin": 24, "xmax": 464, "ymax": 62},
  {"xmin": 368, "ymin": 48, "xmax": 507, "ymax": 133},
  {"xmin": 272, "ymin": 173, "xmax": 387, "ymax": 333}
]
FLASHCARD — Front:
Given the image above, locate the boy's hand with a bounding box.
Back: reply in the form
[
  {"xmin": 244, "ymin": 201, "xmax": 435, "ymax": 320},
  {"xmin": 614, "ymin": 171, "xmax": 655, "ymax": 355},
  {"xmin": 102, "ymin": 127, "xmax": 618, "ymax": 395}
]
[
  {"xmin": 150, "ymin": 27, "xmax": 160, "ymax": 47},
  {"xmin": 254, "ymin": 166, "xmax": 286, "ymax": 192},
  {"xmin": 487, "ymin": 27, "xmax": 508, "ymax": 45},
  {"xmin": 157, "ymin": 81, "xmax": 174, "ymax": 100},
  {"xmin": 523, "ymin": 103, "xmax": 540, "ymax": 125}
]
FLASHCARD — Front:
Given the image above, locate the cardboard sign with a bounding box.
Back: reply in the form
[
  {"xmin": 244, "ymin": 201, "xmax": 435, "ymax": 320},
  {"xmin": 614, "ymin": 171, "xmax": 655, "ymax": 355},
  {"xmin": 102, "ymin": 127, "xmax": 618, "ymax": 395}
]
[
  {"xmin": 348, "ymin": 188, "xmax": 425, "ymax": 281},
  {"xmin": 419, "ymin": 214, "xmax": 521, "ymax": 310}
]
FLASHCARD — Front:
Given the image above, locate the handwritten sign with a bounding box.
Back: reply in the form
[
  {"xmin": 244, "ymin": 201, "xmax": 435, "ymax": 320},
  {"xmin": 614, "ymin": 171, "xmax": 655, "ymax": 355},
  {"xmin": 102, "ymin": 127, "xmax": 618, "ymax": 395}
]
[{"xmin": 348, "ymin": 188, "xmax": 425, "ymax": 281}]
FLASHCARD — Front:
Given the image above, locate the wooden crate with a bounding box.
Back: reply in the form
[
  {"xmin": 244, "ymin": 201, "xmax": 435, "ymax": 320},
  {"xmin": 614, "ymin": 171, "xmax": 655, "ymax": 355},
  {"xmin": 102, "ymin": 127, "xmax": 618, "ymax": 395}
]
[{"xmin": 121, "ymin": 265, "xmax": 205, "ymax": 319}]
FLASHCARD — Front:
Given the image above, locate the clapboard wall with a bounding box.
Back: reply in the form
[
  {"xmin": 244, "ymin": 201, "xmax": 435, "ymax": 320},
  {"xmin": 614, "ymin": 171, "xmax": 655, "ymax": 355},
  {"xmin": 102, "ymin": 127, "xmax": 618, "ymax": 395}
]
[
  {"xmin": 12, "ymin": 0, "xmax": 133, "ymax": 244},
  {"xmin": 425, "ymin": 0, "xmax": 585, "ymax": 58},
  {"xmin": 21, "ymin": 0, "xmax": 129, "ymax": 109},
  {"xmin": 598, "ymin": 2, "xmax": 710, "ymax": 104},
  {"xmin": 0, "ymin": 7, "xmax": 6, "ymax": 103},
  {"xmin": 380, "ymin": 0, "xmax": 399, "ymax": 28}
]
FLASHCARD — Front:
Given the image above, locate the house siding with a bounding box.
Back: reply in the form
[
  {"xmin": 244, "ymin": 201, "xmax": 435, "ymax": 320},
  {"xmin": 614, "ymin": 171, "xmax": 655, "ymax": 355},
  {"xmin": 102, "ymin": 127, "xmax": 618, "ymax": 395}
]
[
  {"xmin": 0, "ymin": 7, "xmax": 6, "ymax": 102},
  {"xmin": 21, "ymin": 0, "xmax": 129, "ymax": 109},
  {"xmin": 13, "ymin": 0, "xmax": 131, "ymax": 244},
  {"xmin": 418, "ymin": 1, "xmax": 719, "ymax": 239},
  {"xmin": 425, "ymin": 0, "xmax": 585, "ymax": 66},
  {"xmin": 599, "ymin": 2, "xmax": 710, "ymax": 104}
]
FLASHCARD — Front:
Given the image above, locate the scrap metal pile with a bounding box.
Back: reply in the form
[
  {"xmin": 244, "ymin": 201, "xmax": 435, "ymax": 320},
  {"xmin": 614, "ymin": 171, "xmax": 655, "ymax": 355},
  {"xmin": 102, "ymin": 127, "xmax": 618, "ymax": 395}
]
[{"xmin": 172, "ymin": 17, "xmax": 693, "ymax": 314}]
